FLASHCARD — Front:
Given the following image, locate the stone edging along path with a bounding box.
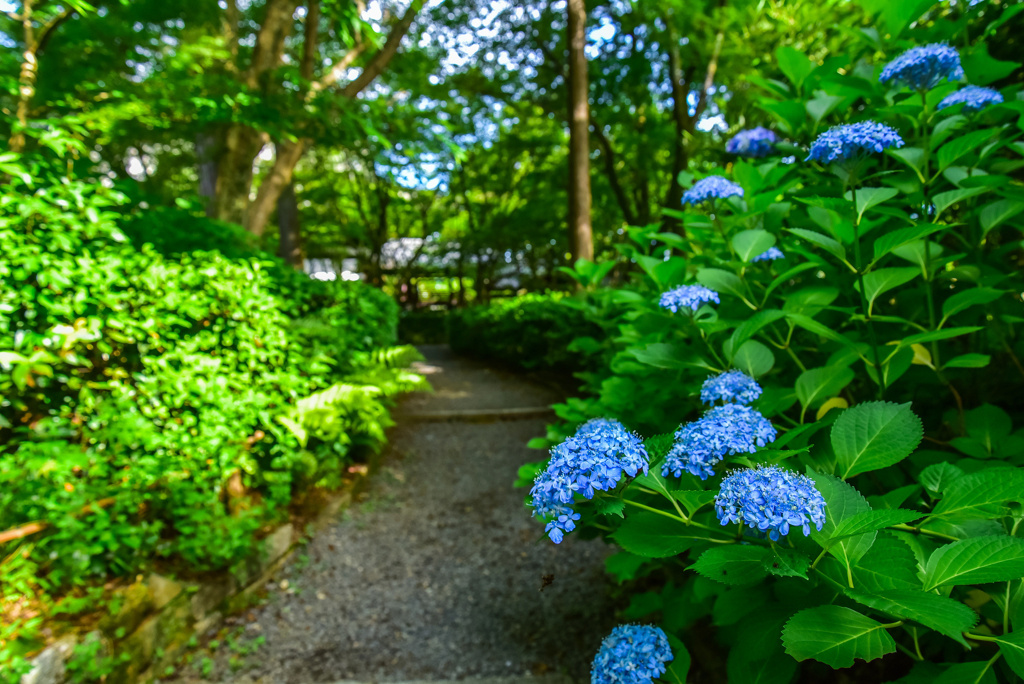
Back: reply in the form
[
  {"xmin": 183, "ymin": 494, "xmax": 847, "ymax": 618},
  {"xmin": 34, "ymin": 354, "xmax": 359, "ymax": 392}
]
[{"xmin": 22, "ymin": 467, "xmax": 376, "ymax": 684}]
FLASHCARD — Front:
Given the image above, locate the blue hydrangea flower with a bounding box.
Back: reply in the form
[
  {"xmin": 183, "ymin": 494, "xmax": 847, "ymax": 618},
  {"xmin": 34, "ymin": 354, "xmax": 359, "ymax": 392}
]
[
  {"xmin": 682, "ymin": 176, "xmax": 744, "ymax": 205},
  {"xmin": 715, "ymin": 466, "xmax": 827, "ymax": 541},
  {"xmin": 591, "ymin": 624, "xmax": 673, "ymax": 684},
  {"xmin": 752, "ymin": 246, "xmax": 785, "ymax": 262},
  {"xmin": 659, "ymin": 285, "xmax": 720, "ymax": 313},
  {"xmin": 879, "ymin": 43, "xmax": 964, "ymax": 91},
  {"xmin": 726, "ymin": 127, "xmax": 779, "ymax": 158},
  {"xmin": 661, "ymin": 404, "xmax": 777, "ymax": 480},
  {"xmin": 700, "ymin": 370, "xmax": 763, "ymax": 406},
  {"xmin": 530, "ymin": 418, "xmax": 649, "ymax": 543},
  {"xmin": 805, "ymin": 121, "xmax": 905, "ymax": 165},
  {"xmin": 938, "ymin": 85, "xmax": 1004, "ymax": 113}
]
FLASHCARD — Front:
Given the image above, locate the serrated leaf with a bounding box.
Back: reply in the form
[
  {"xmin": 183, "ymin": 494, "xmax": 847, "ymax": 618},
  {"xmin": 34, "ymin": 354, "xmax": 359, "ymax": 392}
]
[
  {"xmin": 828, "ymin": 509, "xmax": 922, "ymax": 545},
  {"xmin": 733, "ymin": 229, "xmax": 777, "ymax": 263},
  {"xmin": 594, "ymin": 498, "xmax": 626, "ymax": 518},
  {"xmin": 929, "ymin": 467, "xmax": 1024, "ymax": 519},
  {"xmin": 691, "ymin": 545, "xmax": 770, "ymax": 585},
  {"xmin": 935, "ymin": 662, "xmax": 997, "ymax": 684},
  {"xmin": 851, "ymin": 533, "xmax": 921, "ymax": 592},
  {"xmin": 845, "ymin": 590, "xmax": 977, "ymax": 646},
  {"xmin": 923, "ymin": 536, "xmax": 1024, "ymax": 590},
  {"xmin": 782, "ymin": 605, "xmax": 896, "ymax": 668},
  {"xmin": 919, "ymin": 462, "xmax": 965, "ymax": 496},
  {"xmin": 670, "ymin": 490, "xmax": 716, "ymax": 516},
  {"xmin": 808, "ymin": 471, "xmax": 876, "ymax": 568},
  {"xmin": 610, "ymin": 512, "xmax": 700, "ymax": 558},
  {"xmin": 856, "ymin": 267, "xmax": 921, "ymax": 315},
  {"xmin": 992, "ymin": 630, "xmax": 1024, "ymax": 679},
  {"xmin": 642, "ymin": 434, "xmax": 675, "ymax": 464},
  {"xmin": 832, "ymin": 402, "xmax": 924, "ymax": 479},
  {"xmin": 763, "ymin": 547, "xmax": 811, "ymax": 579},
  {"xmin": 796, "ymin": 365, "xmax": 855, "ymax": 413}
]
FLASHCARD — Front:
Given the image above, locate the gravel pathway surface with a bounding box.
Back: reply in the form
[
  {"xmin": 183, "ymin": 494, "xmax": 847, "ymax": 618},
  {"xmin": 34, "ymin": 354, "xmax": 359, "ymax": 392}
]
[{"xmin": 172, "ymin": 346, "xmax": 615, "ymax": 683}]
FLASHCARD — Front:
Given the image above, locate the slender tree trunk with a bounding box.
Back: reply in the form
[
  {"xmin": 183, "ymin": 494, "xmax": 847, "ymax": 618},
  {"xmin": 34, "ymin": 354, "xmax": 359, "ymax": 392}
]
[
  {"xmin": 277, "ymin": 182, "xmax": 304, "ymax": 269},
  {"xmin": 664, "ymin": 20, "xmax": 690, "ymax": 220},
  {"xmin": 10, "ymin": 0, "xmax": 36, "ymax": 154},
  {"xmin": 197, "ymin": 131, "xmax": 219, "ymax": 216},
  {"xmin": 566, "ymin": 0, "xmax": 593, "ymax": 263}
]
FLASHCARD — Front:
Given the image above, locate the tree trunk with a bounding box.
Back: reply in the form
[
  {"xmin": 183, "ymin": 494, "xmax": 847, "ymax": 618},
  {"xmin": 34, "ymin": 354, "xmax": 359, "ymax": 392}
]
[
  {"xmin": 212, "ymin": 126, "xmax": 266, "ymax": 226},
  {"xmin": 277, "ymin": 182, "xmax": 304, "ymax": 269},
  {"xmin": 566, "ymin": 0, "xmax": 593, "ymax": 263},
  {"xmin": 664, "ymin": 20, "xmax": 690, "ymax": 221},
  {"xmin": 197, "ymin": 130, "xmax": 219, "ymax": 216}
]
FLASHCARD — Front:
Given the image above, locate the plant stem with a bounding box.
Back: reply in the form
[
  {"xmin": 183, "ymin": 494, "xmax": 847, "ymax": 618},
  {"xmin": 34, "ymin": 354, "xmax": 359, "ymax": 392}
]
[
  {"xmin": 849, "ymin": 183, "xmax": 887, "ymax": 399},
  {"xmin": 890, "ymin": 523, "xmax": 960, "ymax": 542},
  {"xmin": 622, "ymin": 498, "xmax": 687, "ymax": 524},
  {"xmin": 919, "ymin": 91, "xmax": 941, "ymax": 367}
]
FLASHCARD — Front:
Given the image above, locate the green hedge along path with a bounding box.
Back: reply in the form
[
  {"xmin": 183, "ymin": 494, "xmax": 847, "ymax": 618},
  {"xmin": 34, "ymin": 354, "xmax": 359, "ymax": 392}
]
[{"xmin": 167, "ymin": 346, "xmax": 615, "ymax": 683}]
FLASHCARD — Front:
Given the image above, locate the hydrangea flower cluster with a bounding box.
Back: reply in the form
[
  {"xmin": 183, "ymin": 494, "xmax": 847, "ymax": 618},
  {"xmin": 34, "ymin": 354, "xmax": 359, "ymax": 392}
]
[
  {"xmin": 938, "ymin": 85, "xmax": 1004, "ymax": 113},
  {"xmin": 879, "ymin": 43, "xmax": 964, "ymax": 91},
  {"xmin": 661, "ymin": 404, "xmax": 777, "ymax": 480},
  {"xmin": 805, "ymin": 121, "xmax": 905, "ymax": 165},
  {"xmin": 530, "ymin": 418, "xmax": 649, "ymax": 543},
  {"xmin": 715, "ymin": 465, "xmax": 827, "ymax": 541},
  {"xmin": 725, "ymin": 127, "xmax": 778, "ymax": 158},
  {"xmin": 658, "ymin": 284, "xmax": 720, "ymax": 313},
  {"xmin": 700, "ymin": 370, "xmax": 763, "ymax": 405},
  {"xmin": 681, "ymin": 176, "xmax": 744, "ymax": 205},
  {"xmin": 591, "ymin": 624, "xmax": 673, "ymax": 684},
  {"xmin": 752, "ymin": 246, "xmax": 784, "ymax": 262}
]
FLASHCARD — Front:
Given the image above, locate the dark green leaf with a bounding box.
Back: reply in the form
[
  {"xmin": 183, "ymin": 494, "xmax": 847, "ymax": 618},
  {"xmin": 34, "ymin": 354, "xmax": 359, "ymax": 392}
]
[
  {"xmin": 923, "ymin": 536, "xmax": 1024, "ymax": 590},
  {"xmin": 691, "ymin": 545, "xmax": 770, "ymax": 586},
  {"xmin": 831, "ymin": 402, "xmax": 924, "ymax": 479},
  {"xmin": 782, "ymin": 605, "xmax": 896, "ymax": 668},
  {"xmin": 845, "ymin": 589, "xmax": 976, "ymax": 646}
]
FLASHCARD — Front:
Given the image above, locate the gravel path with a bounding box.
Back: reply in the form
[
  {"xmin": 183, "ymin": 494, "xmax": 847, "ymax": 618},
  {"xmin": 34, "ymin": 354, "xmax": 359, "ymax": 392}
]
[{"xmin": 174, "ymin": 346, "xmax": 615, "ymax": 683}]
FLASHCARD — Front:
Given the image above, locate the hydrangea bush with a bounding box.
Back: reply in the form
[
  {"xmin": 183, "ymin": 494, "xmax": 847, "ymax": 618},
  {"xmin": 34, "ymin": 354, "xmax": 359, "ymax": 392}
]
[{"xmin": 518, "ymin": 6, "xmax": 1024, "ymax": 681}]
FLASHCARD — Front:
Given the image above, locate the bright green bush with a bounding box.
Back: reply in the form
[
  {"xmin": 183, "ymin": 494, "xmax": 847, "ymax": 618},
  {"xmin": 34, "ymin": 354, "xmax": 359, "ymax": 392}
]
[
  {"xmin": 448, "ymin": 293, "xmax": 607, "ymax": 374},
  {"xmin": 0, "ymin": 163, "xmax": 418, "ymax": 679}
]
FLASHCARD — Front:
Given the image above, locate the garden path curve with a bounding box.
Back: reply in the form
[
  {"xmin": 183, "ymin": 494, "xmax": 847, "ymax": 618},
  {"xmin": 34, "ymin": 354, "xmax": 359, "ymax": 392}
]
[{"xmin": 170, "ymin": 345, "xmax": 615, "ymax": 684}]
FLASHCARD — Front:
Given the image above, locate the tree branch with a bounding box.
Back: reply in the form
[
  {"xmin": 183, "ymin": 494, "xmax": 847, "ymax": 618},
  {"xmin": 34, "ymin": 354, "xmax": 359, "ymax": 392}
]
[
  {"xmin": 308, "ymin": 40, "xmax": 366, "ymax": 96},
  {"xmin": 300, "ymin": 0, "xmax": 320, "ymax": 81},
  {"xmin": 244, "ymin": 0, "xmax": 299, "ymax": 89},
  {"xmin": 340, "ymin": 0, "xmax": 425, "ymax": 99},
  {"xmin": 590, "ymin": 117, "xmax": 638, "ymax": 226}
]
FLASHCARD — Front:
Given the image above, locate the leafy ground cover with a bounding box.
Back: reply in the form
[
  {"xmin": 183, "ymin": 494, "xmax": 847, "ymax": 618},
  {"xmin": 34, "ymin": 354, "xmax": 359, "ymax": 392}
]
[{"xmin": 455, "ymin": 6, "xmax": 1024, "ymax": 682}]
